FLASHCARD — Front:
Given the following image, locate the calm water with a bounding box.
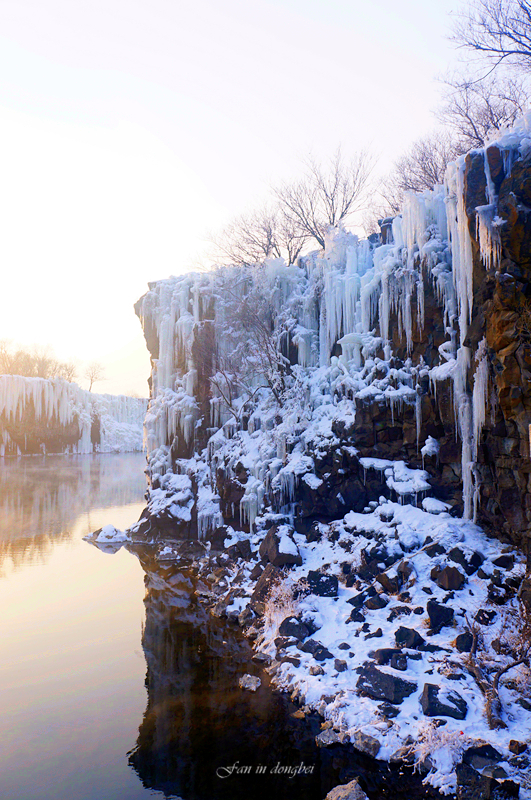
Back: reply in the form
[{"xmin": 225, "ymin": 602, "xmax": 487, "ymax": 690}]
[
  {"xmin": 0, "ymin": 454, "xmax": 150, "ymax": 800},
  {"xmin": 0, "ymin": 453, "xmax": 435, "ymax": 800},
  {"xmin": 0, "ymin": 454, "xmax": 325, "ymax": 800}
]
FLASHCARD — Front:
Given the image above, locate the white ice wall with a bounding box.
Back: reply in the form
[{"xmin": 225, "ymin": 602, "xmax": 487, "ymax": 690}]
[
  {"xmin": 0, "ymin": 375, "xmax": 147, "ymax": 456},
  {"xmin": 137, "ymin": 112, "xmax": 531, "ymax": 519}
]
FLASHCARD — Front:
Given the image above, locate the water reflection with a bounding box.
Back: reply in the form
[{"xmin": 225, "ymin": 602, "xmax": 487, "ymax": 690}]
[
  {"xmin": 129, "ymin": 554, "xmax": 324, "ymax": 800},
  {"xmin": 0, "ymin": 454, "xmax": 437, "ymax": 800},
  {"xmin": 0, "ymin": 453, "xmax": 153, "ymax": 800},
  {"xmin": 0, "ymin": 453, "xmax": 146, "ymax": 572},
  {"xmin": 127, "ymin": 553, "xmax": 441, "ymax": 800}
]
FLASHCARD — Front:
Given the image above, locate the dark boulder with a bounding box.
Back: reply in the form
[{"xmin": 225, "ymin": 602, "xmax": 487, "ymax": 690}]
[
  {"xmin": 307, "ymin": 570, "xmax": 339, "ymax": 597},
  {"xmin": 378, "ymin": 702, "xmax": 400, "ymax": 718},
  {"xmin": 449, "ymin": 546, "xmax": 484, "ymax": 575},
  {"xmin": 357, "ymin": 663, "xmax": 417, "ymax": 704},
  {"xmin": 235, "ymin": 538, "xmax": 252, "ymax": 560},
  {"xmin": 274, "ymin": 635, "xmax": 298, "ymax": 649},
  {"xmin": 456, "ymin": 763, "xmax": 519, "ymax": 800},
  {"xmin": 455, "ymin": 632, "xmax": 474, "ymax": 653},
  {"xmin": 376, "ymin": 570, "xmax": 402, "ymax": 595},
  {"xmin": 299, "ymin": 639, "xmax": 333, "ymax": 661},
  {"xmin": 395, "ymin": 626, "xmax": 426, "ymax": 649},
  {"xmin": 432, "ymin": 565, "xmax": 466, "ymax": 590},
  {"xmin": 259, "ymin": 525, "xmax": 302, "ymax": 567},
  {"xmin": 371, "ymin": 648, "xmax": 402, "ymax": 665},
  {"xmin": 348, "ymin": 591, "xmax": 368, "ymax": 609},
  {"xmin": 421, "ymin": 683, "xmax": 467, "ymax": 720},
  {"xmin": 463, "ymin": 744, "xmax": 503, "ymax": 771},
  {"xmin": 425, "ymin": 542, "xmax": 446, "ymax": 558},
  {"xmin": 519, "ymin": 576, "xmax": 531, "ymax": 613},
  {"xmin": 492, "ymin": 553, "xmax": 515, "ymax": 570},
  {"xmin": 249, "ymin": 562, "xmax": 263, "ymax": 580},
  {"xmin": 279, "ymin": 655, "xmax": 301, "ymax": 667},
  {"xmin": 390, "ymin": 653, "xmax": 407, "ymax": 671},
  {"xmin": 365, "ymin": 595, "xmax": 388, "ymax": 610},
  {"xmin": 488, "ymin": 582, "xmax": 513, "ymax": 605},
  {"xmin": 278, "ymin": 615, "xmax": 310, "ymax": 640},
  {"xmin": 427, "ymin": 599, "xmax": 454, "ymax": 631},
  {"xmin": 387, "ymin": 605, "xmax": 412, "ymax": 622},
  {"xmin": 249, "ymin": 564, "xmax": 280, "ymax": 615},
  {"xmin": 475, "ymin": 609, "xmax": 497, "ymax": 625}
]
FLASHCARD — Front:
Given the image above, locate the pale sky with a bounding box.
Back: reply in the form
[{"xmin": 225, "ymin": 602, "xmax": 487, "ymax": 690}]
[{"xmin": 0, "ymin": 0, "xmax": 464, "ymax": 396}]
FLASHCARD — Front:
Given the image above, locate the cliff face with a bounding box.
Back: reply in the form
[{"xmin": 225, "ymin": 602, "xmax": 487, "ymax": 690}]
[
  {"xmin": 0, "ymin": 376, "xmax": 148, "ymax": 455},
  {"xmin": 132, "ymin": 120, "xmax": 531, "ymax": 797},
  {"xmin": 465, "ymin": 146, "xmax": 531, "ymax": 544},
  {"xmin": 135, "ymin": 116, "xmax": 531, "ymax": 554}
]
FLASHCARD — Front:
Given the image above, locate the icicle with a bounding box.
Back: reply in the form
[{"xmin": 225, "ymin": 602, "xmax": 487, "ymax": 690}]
[
  {"xmin": 415, "ymin": 388, "xmax": 422, "ymax": 450},
  {"xmin": 416, "ymin": 273, "xmax": 425, "ymax": 333},
  {"xmin": 0, "ymin": 375, "xmax": 146, "ymax": 454},
  {"xmin": 453, "ymin": 346, "xmax": 474, "ymax": 519},
  {"xmin": 445, "ymin": 158, "xmax": 475, "ymax": 345},
  {"xmin": 476, "ymin": 205, "xmax": 500, "ymax": 270},
  {"xmin": 472, "ymin": 338, "xmax": 489, "ymax": 460}
]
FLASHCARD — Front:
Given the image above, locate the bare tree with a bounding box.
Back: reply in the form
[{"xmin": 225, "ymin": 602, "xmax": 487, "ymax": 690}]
[
  {"xmin": 275, "ymin": 148, "xmax": 374, "ymax": 249},
  {"xmin": 394, "ymin": 132, "xmax": 463, "ymax": 193},
  {"xmin": 0, "ymin": 340, "xmax": 10, "ymax": 373},
  {"xmin": 209, "ymin": 362, "xmax": 264, "ymax": 422},
  {"xmin": 210, "ymin": 269, "xmax": 291, "ymax": 414},
  {"xmin": 439, "ymin": 72, "xmax": 527, "ymax": 148},
  {"xmin": 0, "ymin": 340, "xmax": 77, "ymax": 381},
  {"xmin": 212, "ymin": 205, "xmax": 307, "ymax": 267},
  {"xmin": 84, "ymin": 361, "xmax": 105, "ymax": 392},
  {"xmin": 452, "ymin": 0, "xmax": 531, "ymax": 73},
  {"xmin": 379, "ymin": 132, "xmax": 464, "ymax": 214},
  {"xmin": 55, "ymin": 361, "xmax": 77, "ymax": 382},
  {"xmin": 211, "ymin": 148, "xmax": 372, "ymax": 265},
  {"xmin": 275, "ymin": 210, "xmax": 309, "ymax": 265},
  {"xmin": 234, "ymin": 294, "xmax": 291, "ymax": 404},
  {"xmin": 33, "ymin": 345, "xmax": 57, "ymax": 378}
]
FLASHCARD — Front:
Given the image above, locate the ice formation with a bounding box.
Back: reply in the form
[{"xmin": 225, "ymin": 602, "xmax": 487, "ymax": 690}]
[
  {"xmin": 0, "ymin": 375, "xmax": 147, "ymax": 456},
  {"xmin": 135, "ymin": 113, "xmax": 531, "ymax": 538},
  {"xmin": 132, "ymin": 115, "xmax": 531, "ymax": 797},
  {"xmin": 137, "ymin": 185, "xmax": 479, "ymax": 524}
]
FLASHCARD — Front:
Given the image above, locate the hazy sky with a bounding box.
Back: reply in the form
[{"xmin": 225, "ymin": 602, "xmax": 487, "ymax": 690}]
[{"xmin": 0, "ymin": 0, "xmax": 464, "ymax": 396}]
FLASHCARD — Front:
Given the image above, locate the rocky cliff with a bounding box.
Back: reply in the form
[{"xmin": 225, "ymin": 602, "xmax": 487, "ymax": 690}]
[
  {"xmin": 132, "ymin": 117, "xmax": 531, "ymax": 797},
  {"xmin": 135, "ymin": 117, "xmax": 531, "ymax": 552}
]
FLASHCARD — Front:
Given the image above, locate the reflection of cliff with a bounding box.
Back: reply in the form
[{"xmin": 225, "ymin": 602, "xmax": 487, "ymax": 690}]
[
  {"xmin": 129, "ymin": 561, "xmax": 322, "ymax": 800},
  {"xmin": 0, "ymin": 453, "xmax": 147, "ymax": 570}
]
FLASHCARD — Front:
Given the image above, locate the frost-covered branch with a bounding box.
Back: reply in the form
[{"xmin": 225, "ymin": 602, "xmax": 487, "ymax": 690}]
[{"xmin": 210, "ymin": 365, "xmax": 264, "ymax": 422}]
